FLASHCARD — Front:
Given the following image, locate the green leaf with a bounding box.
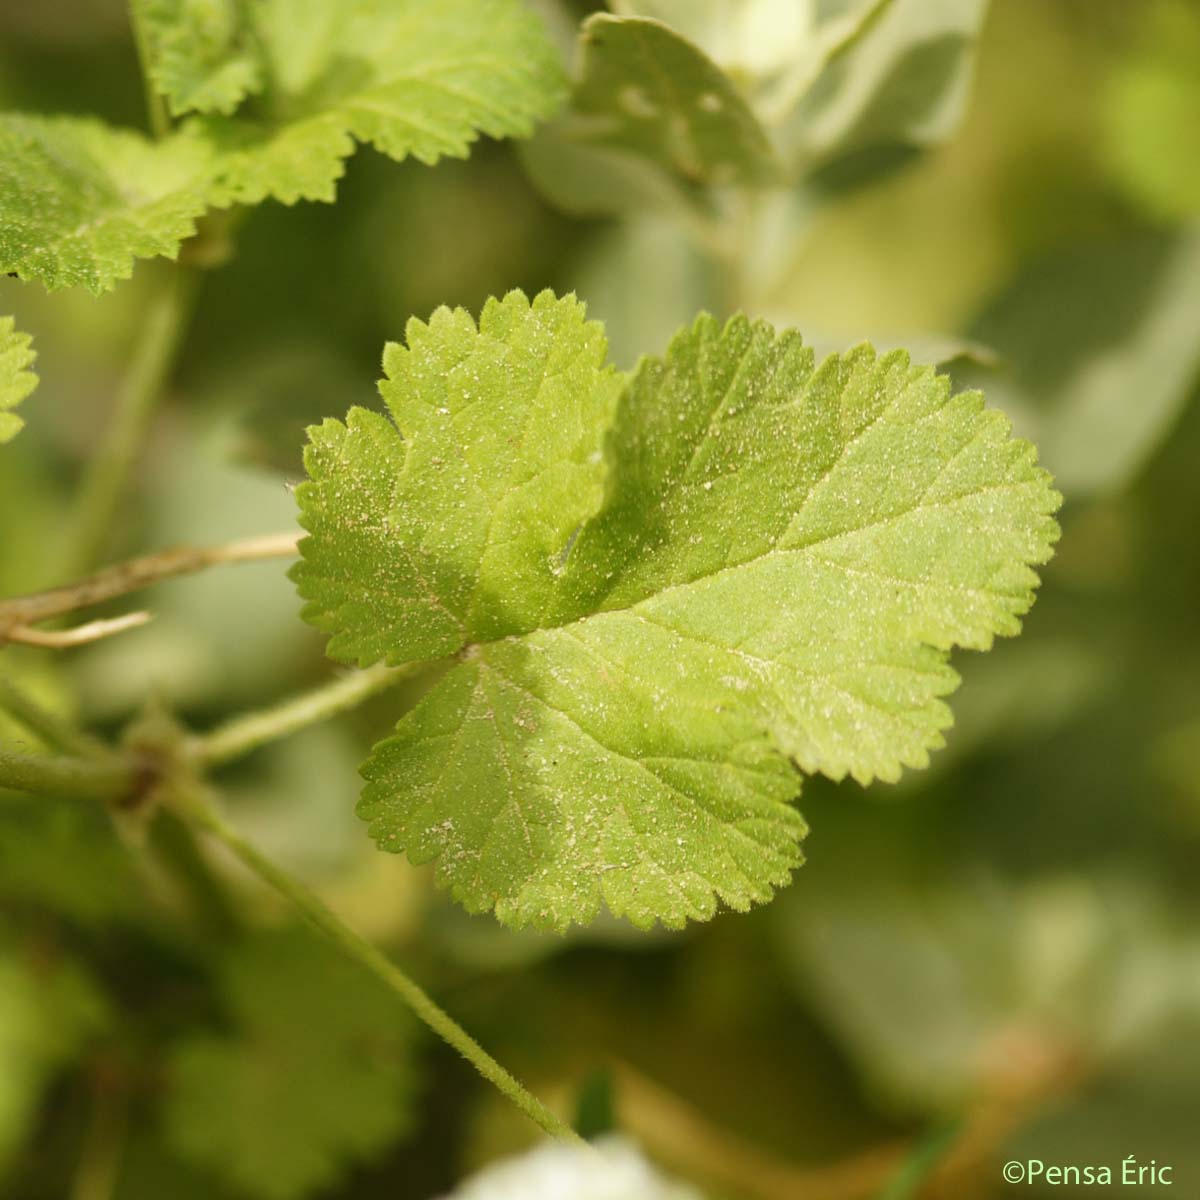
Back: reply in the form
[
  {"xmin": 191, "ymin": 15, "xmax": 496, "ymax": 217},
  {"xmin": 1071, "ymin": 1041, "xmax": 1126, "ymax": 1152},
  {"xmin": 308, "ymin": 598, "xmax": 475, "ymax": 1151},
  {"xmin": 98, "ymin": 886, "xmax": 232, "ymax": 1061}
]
[
  {"xmin": 293, "ymin": 290, "xmax": 625, "ymax": 665},
  {"xmin": 293, "ymin": 293, "xmax": 1060, "ymax": 931},
  {"xmin": 0, "ymin": 115, "xmax": 213, "ymax": 293},
  {"xmin": 189, "ymin": 0, "xmax": 568, "ymax": 204},
  {"xmin": 165, "ymin": 929, "xmax": 417, "ymax": 1200},
  {"xmin": 0, "ymin": 317, "xmax": 36, "ymax": 444},
  {"xmin": 567, "ymin": 15, "xmax": 780, "ymax": 188},
  {"xmin": 136, "ymin": 0, "xmax": 263, "ymax": 117}
]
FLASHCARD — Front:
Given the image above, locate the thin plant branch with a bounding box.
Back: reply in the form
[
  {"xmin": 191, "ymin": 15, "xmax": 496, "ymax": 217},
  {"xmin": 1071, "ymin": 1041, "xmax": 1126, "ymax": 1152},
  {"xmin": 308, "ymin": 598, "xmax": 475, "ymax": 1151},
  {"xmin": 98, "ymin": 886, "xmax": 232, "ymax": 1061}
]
[
  {"xmin": 187, "ymin": 661, "xmax": 412, "ymax": 769},
  {"xmin": 0, "ymin": 677, "xmax": 110, "ymax": 758},
  {"xmin": 613, "ymin": 1062, "xmax": 906, "ymax": 1200},
  {"xmin": 0, "ymin": 531, "xmax": 300, "ymax": 636},
  {"xmin": 62, "ymin": 267, "xmax": 199, "ymax": 574},
  {"xmin": 5, "ymin": 612, "xmax": 153, "ymax": 649},
  {"xmin": 0, "ymin": 746, "xmax": 137, "ymax": 804},
  {"xmin": 179, "ymin": 783, "xmax": 585, "ymax": 1148},
  {"xmin": 126, "ymin": 0, "xmax": 170, "ymax": 140}
]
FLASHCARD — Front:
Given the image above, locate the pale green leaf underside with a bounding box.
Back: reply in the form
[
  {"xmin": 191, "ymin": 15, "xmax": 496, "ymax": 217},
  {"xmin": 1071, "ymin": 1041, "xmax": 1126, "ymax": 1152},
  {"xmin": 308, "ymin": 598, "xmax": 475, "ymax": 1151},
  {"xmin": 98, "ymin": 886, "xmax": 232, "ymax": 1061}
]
[
  {"xmin": 568, "ymin": 15, "xmax": 780, "ymax": 188},
  {"xmin": 294, "ymin": 293, "xmax": 1060, "ymax": 931},
  {"xmin": 137, "ymin": 0, "xmax": 262, "ymax": 116},
  {"xmin": 0, "ymin": 115, "xmax": 213, "ymax": 293},
  {"xmin": 187, "ymin": 0, "xmax": 569, "ymax": 204},
  {"xmin": 0, "ymin": 317, "xmax": 37, "ymax": 444},
  {"xmin": 610, "ymin": 0, "xmax": 889, "ymax": 120}
]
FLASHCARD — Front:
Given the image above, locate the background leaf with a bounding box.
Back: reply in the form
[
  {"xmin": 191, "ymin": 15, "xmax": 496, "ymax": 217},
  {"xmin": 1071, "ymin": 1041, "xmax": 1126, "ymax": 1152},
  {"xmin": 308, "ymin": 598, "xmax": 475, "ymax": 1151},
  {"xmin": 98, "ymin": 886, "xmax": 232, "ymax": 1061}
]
[
  {"xmin": 567, "ymin": 15, "xmax": 780, "ymax": 189},
  {"xmin": 188, "ymin": 0, "xmax": 568, "ymax": 205},
  {"xmin": 0, "ymin": 115, "xmax": 213, "ymax": 293},
  {"xmin": 136, "ymin": 0, "xmax": 262, "ymax": 117},
  {"xmin": 164, "ymin": 928, "xmax": 419, "ymax": 1200},
  {"xmin": 963, "ymin": 229, "xmax": 1200, "ymax": 497},
  {"xmin": 773, "ymin": 0, "xmax": 990, "ymax": 171}
]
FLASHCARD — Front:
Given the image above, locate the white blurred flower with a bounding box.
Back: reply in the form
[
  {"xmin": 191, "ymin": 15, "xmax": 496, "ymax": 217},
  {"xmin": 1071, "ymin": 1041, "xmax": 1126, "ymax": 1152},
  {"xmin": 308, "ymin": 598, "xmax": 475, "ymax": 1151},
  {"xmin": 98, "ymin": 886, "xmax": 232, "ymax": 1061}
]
[{"xmin": 440, "ymin": 1137, "xmax": 703, "ymax": 1200}]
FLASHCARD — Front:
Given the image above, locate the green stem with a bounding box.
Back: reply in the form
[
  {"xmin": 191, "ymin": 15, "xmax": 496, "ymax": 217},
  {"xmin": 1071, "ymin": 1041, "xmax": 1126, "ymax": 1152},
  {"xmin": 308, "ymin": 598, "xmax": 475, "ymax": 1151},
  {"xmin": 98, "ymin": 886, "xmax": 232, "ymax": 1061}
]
[
  {"xmin": 65, "ymin": 268, "xmax": 198, "ymax": 576},
  {"xmin": 187, "ymin": 662, "xmax": 412, "ymax": 769},
  {"xmin": 127, "ymin": 0, "xmax": 170, "ymax": 139},
  {"xmin": 149, "ymin": 809, "xmax": 244, "ymax": 937},
  {"xmin": 0, "ymin": 677, "xmax": 109, "ymax": 759},
  {"xmin": 70, "ymin": 1063, "xmax": 128, "ymax": 1200},
  {"xmin": 0, "ymin": 746, "xmax": 135, "ymax": 803},
  {"xmin": 183, "ymin": 788, "xmax": 583, "ymax": 1147},
  {"xmin": 876, "ymin": 1118, "xmax": 963, "ymax": 1200}
]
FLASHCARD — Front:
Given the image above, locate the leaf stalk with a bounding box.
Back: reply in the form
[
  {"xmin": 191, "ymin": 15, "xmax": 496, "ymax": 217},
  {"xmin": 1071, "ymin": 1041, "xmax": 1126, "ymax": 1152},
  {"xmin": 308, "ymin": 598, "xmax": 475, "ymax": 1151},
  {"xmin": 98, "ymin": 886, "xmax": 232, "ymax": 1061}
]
[
  {"xmin": 180, "ymin": 784, "xmax": 584, "ymax": 1147},
  {"xmin": 127, "ymin": 0, "xmax": 170, "ymax": 139},
  {"xmin": 186, "ymin": 661, "xmax": 411, "ymax": 769}
]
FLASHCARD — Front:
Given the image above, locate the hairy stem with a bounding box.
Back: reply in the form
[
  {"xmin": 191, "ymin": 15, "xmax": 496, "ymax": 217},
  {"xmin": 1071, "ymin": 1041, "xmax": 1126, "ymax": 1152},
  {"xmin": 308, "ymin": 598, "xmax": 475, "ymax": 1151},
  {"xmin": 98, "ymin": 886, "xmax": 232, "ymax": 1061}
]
[
  {"xmin": 64, "ymin": 268, "xmax": 199, "ymax": 575},
  {"xmin": 127, "ymin": 0, "xmax": 170, "ymax": 140},
  {"xmin": 188, "ymin": 661, "xmax": 411, "ymax": 769},
  {"xmin": 181, "ymin": 787, "xmax": 583, "ymax": 1146},
  {"xmin": 1, "ymin": 532, "xmax": 299, "ymax": 637},
  {"xmin": 0, "ymin": 747, "xmax": 136, "ymax": 803}
]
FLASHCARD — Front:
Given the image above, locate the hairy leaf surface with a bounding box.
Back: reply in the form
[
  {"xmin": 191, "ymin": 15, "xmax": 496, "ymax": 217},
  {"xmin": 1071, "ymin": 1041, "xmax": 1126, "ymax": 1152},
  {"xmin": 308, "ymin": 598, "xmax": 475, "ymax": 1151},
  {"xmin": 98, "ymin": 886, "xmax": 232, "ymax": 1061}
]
[
  {"xmin": 294, "ymin": 292, "xmax": 1060, "ymax": 930},
  {"xmin": 0, "ymin": 115, "xmax": 213, "ymax": 293},
  {"xmin": 0, "ymin": 318, "xmax": 36, "ymax": 444},
  {"xmin": 189, "ymin": 0, "xmax": 568, "ymax": 204}
]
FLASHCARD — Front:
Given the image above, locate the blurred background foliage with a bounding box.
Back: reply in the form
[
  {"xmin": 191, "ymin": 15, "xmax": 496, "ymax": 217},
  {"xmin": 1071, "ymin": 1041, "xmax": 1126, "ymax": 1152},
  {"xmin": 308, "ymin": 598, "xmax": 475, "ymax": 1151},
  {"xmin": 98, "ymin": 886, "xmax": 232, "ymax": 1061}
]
[{"xmin": 1, "ymin": 0, "xmax": 1199, "ymax": 1197}]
